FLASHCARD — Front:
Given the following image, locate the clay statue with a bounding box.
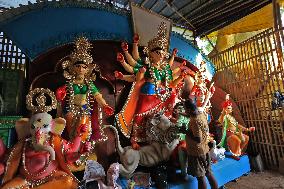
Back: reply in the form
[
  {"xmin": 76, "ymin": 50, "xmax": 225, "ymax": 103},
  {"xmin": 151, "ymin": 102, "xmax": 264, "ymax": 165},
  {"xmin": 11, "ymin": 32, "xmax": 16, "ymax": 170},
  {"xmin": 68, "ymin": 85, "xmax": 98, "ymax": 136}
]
[
  {"xmin": 115, "ymin": 22, "xmax": 189, "ymax": 149},
  {"xmin": 1, "ymin": 88, "xmax": 90, "ymax": 189},
  {"xmin": 209, "ymin": 140, "xmax": 226, "ymax": 163},
  {"xmin": 56, "ymin": 37, "xmax": 114, "ymax": 144},
  {"xmin": 79, "ymin": 160, "xmax": 121, "ymax": 189},
  {"xmin": 189, "ymin": 61, "xmax": 215, "ymax": 115},
  {"xmin": 218, "ymin": 94, "xmax": 255, "ymax": 159},
  {"xmin": 109, "ymin": 113, "xmax": 180, "ymax": 178}
]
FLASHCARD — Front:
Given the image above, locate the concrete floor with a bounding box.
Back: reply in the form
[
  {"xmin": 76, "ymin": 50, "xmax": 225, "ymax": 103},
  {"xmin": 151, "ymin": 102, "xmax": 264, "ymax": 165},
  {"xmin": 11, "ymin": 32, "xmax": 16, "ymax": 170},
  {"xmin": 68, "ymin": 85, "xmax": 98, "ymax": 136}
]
[{"xmin": 224, "ymin": 171, "xmax": 284, "ymax": 189}]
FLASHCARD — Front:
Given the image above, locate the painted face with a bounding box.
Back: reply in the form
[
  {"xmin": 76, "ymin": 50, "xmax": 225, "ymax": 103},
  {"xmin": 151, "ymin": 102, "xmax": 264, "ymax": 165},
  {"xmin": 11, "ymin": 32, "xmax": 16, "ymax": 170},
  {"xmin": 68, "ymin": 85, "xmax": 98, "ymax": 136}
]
[
  {"xmin": 74, "ymin": 63, "xmax": 88, "ymax": 76},
  {"xmin": 149, "ymin": 49, "xmax": 165, "ymax": 64},
  {"xmin": 196, "ymin": 73, "xmax": 206, "ymax": 85},
  {"xmin": 225, "ymin": 105, "xmax": 233, "ymax": 114},
  {"xmin": 30, "ymin": 112, "xmax": 52, "ymax": 143}
]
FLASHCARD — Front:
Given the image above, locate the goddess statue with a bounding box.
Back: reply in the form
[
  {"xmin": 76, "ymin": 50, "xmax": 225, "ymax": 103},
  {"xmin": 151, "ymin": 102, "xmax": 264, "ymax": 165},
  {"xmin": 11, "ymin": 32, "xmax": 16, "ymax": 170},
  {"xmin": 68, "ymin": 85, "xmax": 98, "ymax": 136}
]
[
  {"xmin": 56, "ymin": 37, "xmax": 114, "ymax": 145},
  {"xmin": 218, "ymin": 94, "xmax": 255, "ymax": 159},
  {"xmin": 1, "ymin": 88, "xmax": 89, "ymax": 189},
  {"xmin": 189, "ymin": 61, "xmax": 215, "ymax": 120},
  {"xmin": 114, "ymin": 22, "xmax": 187, "ymax": 149}
]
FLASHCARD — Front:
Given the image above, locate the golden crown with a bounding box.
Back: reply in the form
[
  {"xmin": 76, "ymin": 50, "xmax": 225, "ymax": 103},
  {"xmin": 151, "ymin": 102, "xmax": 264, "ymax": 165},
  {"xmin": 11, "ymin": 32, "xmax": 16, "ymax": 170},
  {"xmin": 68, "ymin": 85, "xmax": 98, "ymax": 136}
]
[
  {"xmin": 70, "ymin": 37, "xmax": 93, "ymax": 65},
  {"xmin": 62, "ymin": 37, "xmax": 93, "ymax": 70},
  {"xmin": 61, "ymin": 37, "xmax": 97, "ymax": 80},
  {"xmin": 26, "ymin": 88, "xmax": 57, "ymax": 113},
  {"xmin": 147, "ymin": 22, "xmax": 168, "ymax": 52}
]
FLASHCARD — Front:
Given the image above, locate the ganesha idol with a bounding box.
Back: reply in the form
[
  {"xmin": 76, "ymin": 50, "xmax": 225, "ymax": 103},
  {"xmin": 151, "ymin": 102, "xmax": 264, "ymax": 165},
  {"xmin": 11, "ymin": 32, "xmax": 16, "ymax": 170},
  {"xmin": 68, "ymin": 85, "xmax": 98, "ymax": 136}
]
[
  {"xmin": 1, "ymin": 88, "xmax": 91, "ymax": 189},
  {"xmin": 114, "ymin": 22, "xmax": 188, "ymax": 149},
  {"xmin": 56, "ymin": 37, "xmax": 114, "ymax": 169}
]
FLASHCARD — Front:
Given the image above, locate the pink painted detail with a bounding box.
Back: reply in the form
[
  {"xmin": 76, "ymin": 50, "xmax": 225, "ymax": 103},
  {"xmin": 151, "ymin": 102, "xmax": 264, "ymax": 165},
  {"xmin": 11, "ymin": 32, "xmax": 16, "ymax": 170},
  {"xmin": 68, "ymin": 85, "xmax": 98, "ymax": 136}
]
[
  {"xmin": 35, "ymin": 129, "xmax": 42, "ymax": 144},
  {"xmin": 0, "ymin": 139, "xmax": 6, "ymax": 176},
  {"xmin": 20, "ymin": 147, "xmax": 58, "ymax": 180},
  {"xmin": 63, "ymin": 136, "xmax": 81, "ymax": 164}
]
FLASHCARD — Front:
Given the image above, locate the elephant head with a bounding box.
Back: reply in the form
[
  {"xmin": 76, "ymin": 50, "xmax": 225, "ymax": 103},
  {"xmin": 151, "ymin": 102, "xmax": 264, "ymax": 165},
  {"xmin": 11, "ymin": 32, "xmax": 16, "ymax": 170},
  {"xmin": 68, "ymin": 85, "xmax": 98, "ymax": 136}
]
[{"xmin": 29, "ymin": 112, "xmax": 57, "ymax": 160}]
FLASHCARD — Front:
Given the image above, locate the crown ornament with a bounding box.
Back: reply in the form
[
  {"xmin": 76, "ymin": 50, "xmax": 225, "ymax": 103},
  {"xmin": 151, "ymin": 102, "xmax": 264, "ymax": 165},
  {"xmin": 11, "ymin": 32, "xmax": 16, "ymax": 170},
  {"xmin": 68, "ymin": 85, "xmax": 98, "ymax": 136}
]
[
  {"xmin": 61, "ymin": 37, "xmax": 97, "ymax": 80},
  {"xmin": 147, "ymin": 22, "xmax": 168, "ymax": 52},
  {"xmin": 69, "ymin": 37, "xmax": 93, "ymax": 65},
  {"xmin": 222, "ymin": 94, "xmax": 233, "ymax": 109},
  {"xmin": 26, "ymin": 88, "xmax": 57, "ymax": 113}
]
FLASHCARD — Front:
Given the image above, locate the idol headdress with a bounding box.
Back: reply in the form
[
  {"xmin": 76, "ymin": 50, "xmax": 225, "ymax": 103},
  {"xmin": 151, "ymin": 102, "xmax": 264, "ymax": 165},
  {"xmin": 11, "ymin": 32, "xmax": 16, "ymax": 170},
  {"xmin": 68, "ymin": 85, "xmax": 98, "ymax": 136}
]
[
  {"xmin": 222, "ymin": 94, "xmax": 233, "ymax": 109},
  {"xmin": 61, "ymin": 37, "xmax": 97, "ymax": 80},
  {"xmin": 144, "ymin": 22, "xmax": 169, "ymax": 55},
  {"xmin": 26, "ymin": 88, "xmax": 57, "ymax": 113}
]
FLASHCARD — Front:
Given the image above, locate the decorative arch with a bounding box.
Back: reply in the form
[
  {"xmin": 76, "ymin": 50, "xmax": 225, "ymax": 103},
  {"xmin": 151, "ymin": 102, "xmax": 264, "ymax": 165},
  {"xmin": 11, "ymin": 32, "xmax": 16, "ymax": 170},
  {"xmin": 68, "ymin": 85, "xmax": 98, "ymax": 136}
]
[{"xmin": 0, "ymin": 1, "xmax": 215, "ymax": 75}]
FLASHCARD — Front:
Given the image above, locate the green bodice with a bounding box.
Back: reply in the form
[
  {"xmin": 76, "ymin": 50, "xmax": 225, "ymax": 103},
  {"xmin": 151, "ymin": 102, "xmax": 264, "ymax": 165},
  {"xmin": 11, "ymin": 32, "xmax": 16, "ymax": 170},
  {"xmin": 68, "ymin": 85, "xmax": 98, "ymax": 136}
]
[
  {"xmin": 133, "ymin": 59, "xmax": 173, "ymax": 81},
  {"xmin": 72, "ymin": 82, "xmax": 99, "ymax": 95},
  {"xmin": 145, "ymin": 64, "xmax": 173, "ymax": 81},
  {"xmin": 133, "ymin": 59, "xmax": 144, "ymax": 74}
]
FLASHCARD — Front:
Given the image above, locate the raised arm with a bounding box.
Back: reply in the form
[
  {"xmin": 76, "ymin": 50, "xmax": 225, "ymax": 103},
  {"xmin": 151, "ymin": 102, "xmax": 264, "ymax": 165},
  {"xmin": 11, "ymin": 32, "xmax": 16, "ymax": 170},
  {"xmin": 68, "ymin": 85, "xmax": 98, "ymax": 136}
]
[
  {"xmin": 136, "ymin": 67, "xmax": 146, "ymax": 82},
  {"xmin": 169, "ymin": 70, "xmax": 188, "ymax": 88},
  {"xmin": 132, "ymin": 34, "xmax": 140, "ymax": 61},
  {"xmin": 172, "ymin": 61, "xmax": 187, "ymax": 80},
  {"xmin": 121, "ymin": 42, "xmax": 137, "ymax": 67},
  {"xmin": 55, "ymin": 85, "xmax": 67, "ymax": 117},
  {"xmin": 117, "ymin": 52, "xmax": 134, "ymax": 74},
  {"xmin": 218, "ymin": 110, "xmax": 226, "ymax": 125},
  {"xmin": 114, "ymin": 71, "xmax": 136, "ymax": 82},
  {"xmin": 89, "ymin": 82, "xmax": 114, "ymax": 116},
  {"xmin": 168, "ymin": 48, "xmax": 178, "ymax": 67},
  {"xmin": 198, "ymin": 83, "xmax": 215, "ymax": 112}
]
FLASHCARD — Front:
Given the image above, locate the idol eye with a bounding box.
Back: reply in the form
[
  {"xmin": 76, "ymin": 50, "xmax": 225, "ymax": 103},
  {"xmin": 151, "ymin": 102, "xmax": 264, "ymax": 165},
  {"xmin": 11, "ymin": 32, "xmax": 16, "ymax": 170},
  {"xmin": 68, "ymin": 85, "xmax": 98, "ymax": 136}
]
[
  {"xmin": 31, "ymin": 124, "xmax": 35, "ymax": 129},
  {"xmin": 82, "ymin": 65, "xmax": 87, "ymax": 69},
  {"xmin": 43, "ymin": 124, "xmax": 49, "ymax": 128},
  {"xmin": 75, "ymin": 64, "xmax": 80, "ymax": 68}
]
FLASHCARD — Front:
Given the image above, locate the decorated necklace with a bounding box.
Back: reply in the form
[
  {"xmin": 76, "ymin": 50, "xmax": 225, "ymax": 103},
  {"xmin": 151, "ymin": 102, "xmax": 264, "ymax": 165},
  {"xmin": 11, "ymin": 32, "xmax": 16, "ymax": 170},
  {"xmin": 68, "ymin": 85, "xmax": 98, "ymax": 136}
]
[
  {"xmin": 66, "ymin": 78, "xmax": 93, "ymax": 117},
  {"xmin": 147, "ymin": 58, "xmax": 172, "ymax": 102},
  {"xmin": 22, "ymin": 138, "xmax": 52, "ymax": 178}
]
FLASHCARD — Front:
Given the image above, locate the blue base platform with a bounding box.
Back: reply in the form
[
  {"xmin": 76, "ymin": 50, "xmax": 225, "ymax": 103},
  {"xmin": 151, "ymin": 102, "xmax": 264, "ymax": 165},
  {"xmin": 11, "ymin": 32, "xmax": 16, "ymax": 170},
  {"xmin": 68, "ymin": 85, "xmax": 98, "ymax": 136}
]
[{"xmin": 118, "ymin": 154, "xmax": 250, "ymax": 189}]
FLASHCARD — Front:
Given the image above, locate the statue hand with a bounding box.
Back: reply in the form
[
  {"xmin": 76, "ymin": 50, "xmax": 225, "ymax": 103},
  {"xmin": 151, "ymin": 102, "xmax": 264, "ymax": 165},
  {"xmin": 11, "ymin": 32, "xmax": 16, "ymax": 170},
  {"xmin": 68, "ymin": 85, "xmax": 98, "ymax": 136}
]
[
  {"xmin": 56, "ymin": 85, "xmax": 67, "ymax": 101},
  {"xmin": 82, "ymin": 142, "xmax": 92, "ymax": 153},
  {"xmin": 79, "ymin": 124, "xmax": 88, "ymax": 133},
  {"xmin": 139, "ymin": 67, "xmax": 146, "ymax": 73},
  {"xmin": 131, "ymin": 138, "xmax": 140, "ymax": 150},
  {"xmin": 187, "ymin": 69, "xmax": 195, "ymax": 77},
  {"xmin": 103, "ymin": 105, "xmax": 114, "ymax": 116},
  {"xmin": 181, "ymin": 69, "xmax": 189, "ymax": 78},
  {"xmin": 133, "ymin": 33, "xmax": 140, "ymax": 43},
  {"xmin": 114, "ymin": 71, "xmax": 124, "ymax": 79},
  {"xmin": 179, "ymin": 60, "xmax": 186, "ymax": 68},
  {"xmin": 172, "ymin": 48, "xmax": 178, "ymax": 56},
  {"xmin": 249, "ymin": 127, "xmax": 255, "ymax": 132},
  {"xmin": 209, "ymin": 85, "xmax": 215, "ymax": 94},
  {"xmin": 121, "ymin": 42, "xmax": 128, "ymax": 51},
  {"xmin": 117, "ymin": 53, "xmax": 125, "ymax": 63}
]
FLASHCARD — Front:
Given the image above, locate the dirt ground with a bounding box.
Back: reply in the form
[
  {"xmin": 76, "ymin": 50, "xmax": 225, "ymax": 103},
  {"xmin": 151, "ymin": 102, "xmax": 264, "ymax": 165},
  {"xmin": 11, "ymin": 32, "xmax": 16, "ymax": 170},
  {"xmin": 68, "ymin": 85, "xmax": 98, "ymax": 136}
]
[{"xmin": 224, "ymin": 170, "xmax": 284, "ymax": 189}]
